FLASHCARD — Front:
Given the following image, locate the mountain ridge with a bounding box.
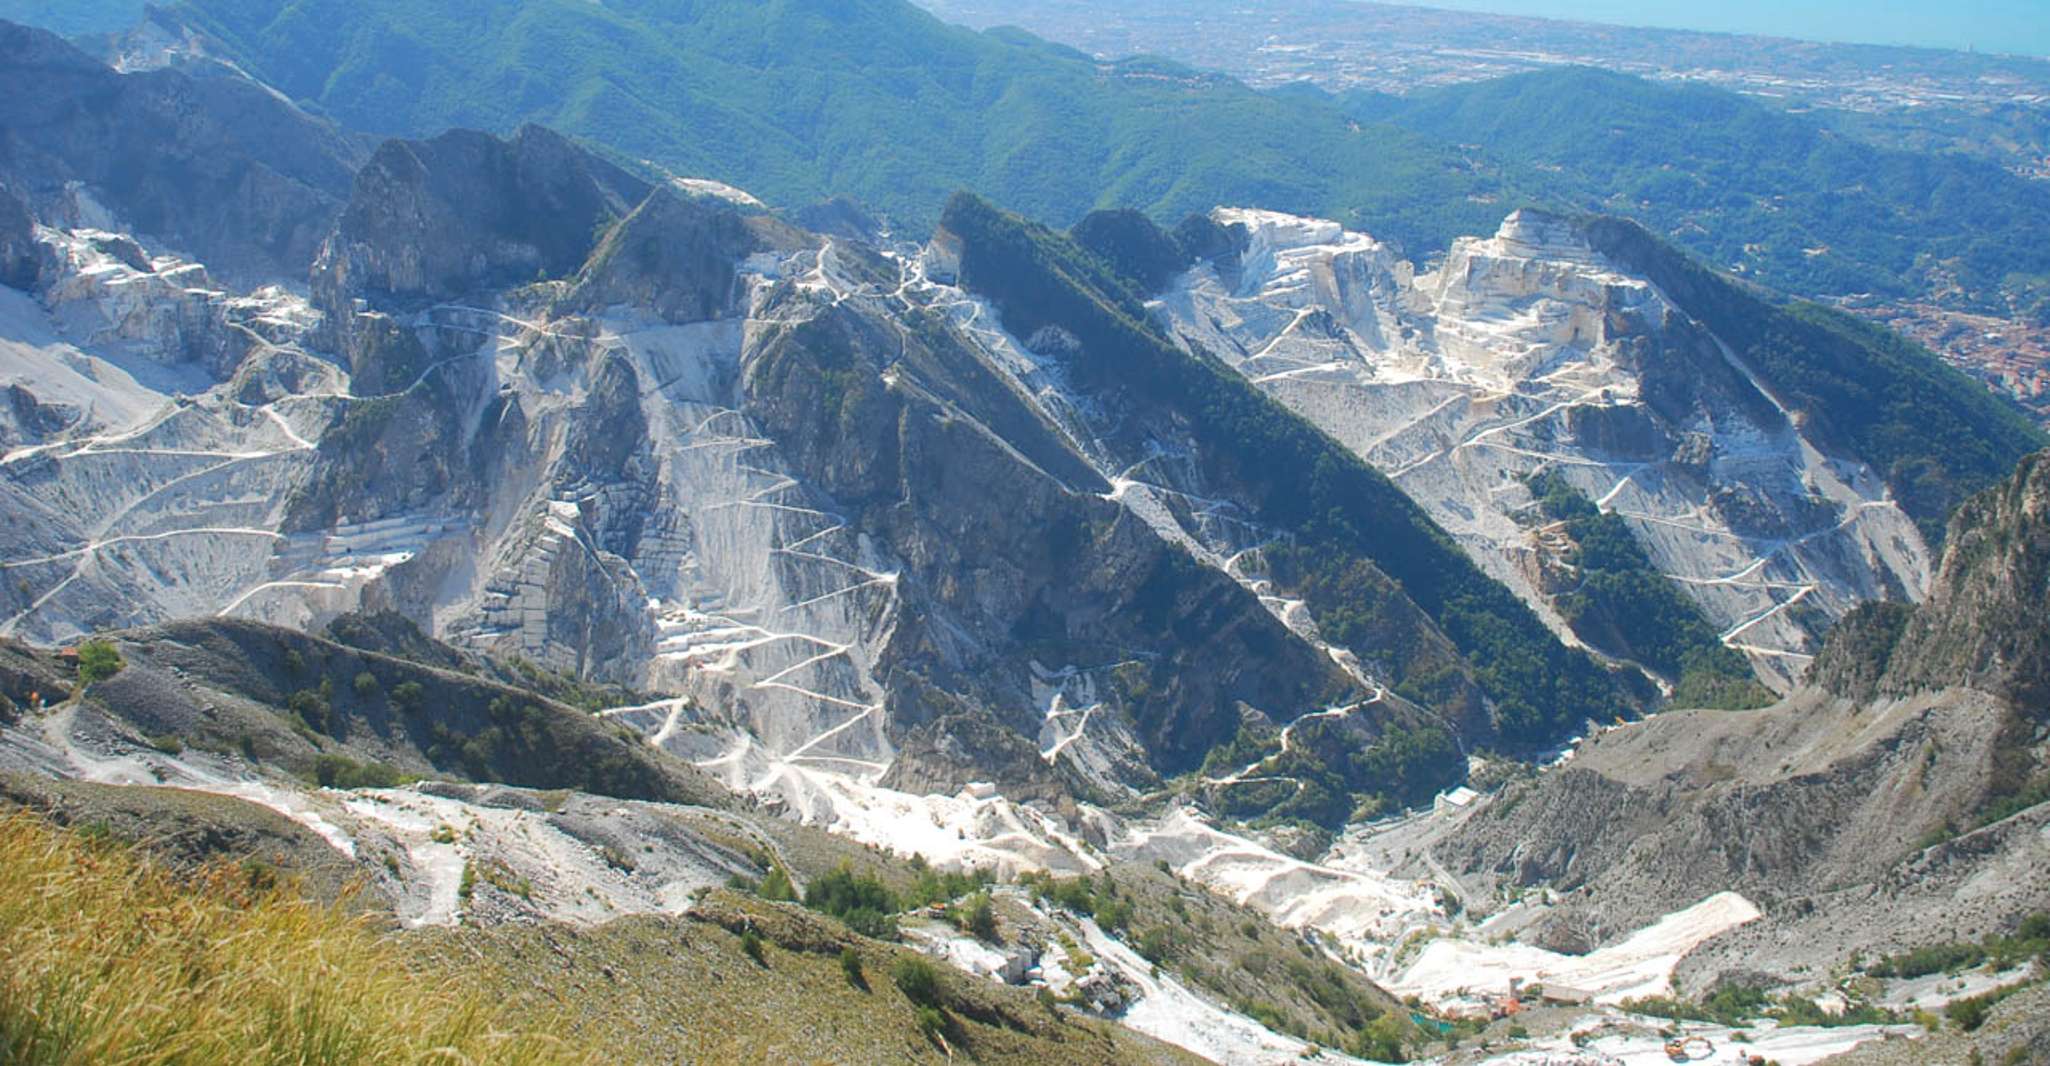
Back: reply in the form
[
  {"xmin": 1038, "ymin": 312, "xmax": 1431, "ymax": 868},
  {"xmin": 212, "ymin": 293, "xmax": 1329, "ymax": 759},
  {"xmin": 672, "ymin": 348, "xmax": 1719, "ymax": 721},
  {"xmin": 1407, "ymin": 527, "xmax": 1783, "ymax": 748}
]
[
  {"xmin": 0, "ymin": 12, "xmax": 2046, "ymax": 1062},
  {"xmin": 1420, "ymin": 445, "xmax": 2050, "ymax": 988},
  {"xmin": 147, "ymin": 0, "xmax": 1505, "ymax": 252}
]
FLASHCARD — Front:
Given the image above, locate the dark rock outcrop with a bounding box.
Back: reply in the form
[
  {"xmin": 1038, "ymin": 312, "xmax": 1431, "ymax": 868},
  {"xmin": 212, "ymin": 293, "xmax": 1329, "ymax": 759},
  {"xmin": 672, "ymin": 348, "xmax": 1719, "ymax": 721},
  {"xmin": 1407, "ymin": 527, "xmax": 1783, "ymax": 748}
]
[
  {"xmin": 1881, "ymin": 450, "xmax": 2050, "ymax": 709},
  {"xmin": 743, "ymin": 296, "xmax": 1361, "ymax": 794},
  {"xmin": 564, "ymin": 190, "xmax": 773, "ymax": 324},
  {"xmin": 0, "ymin": 384, "xmax": 81, "ymax": 449},
  {"xmin": 314, "ymin": 125, "xmax": 648, "ymax": 311},
  {"xmin": 0, "ymin": 184, "xmax": 38, "ymax": 291}
]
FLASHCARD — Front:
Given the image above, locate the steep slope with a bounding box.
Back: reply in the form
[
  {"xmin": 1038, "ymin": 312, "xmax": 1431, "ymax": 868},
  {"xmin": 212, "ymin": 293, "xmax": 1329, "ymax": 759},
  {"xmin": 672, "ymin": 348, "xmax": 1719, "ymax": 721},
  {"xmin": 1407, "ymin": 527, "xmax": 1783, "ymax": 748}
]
[
  {"xmin": 0, "ymin": 757, "xmax": 1206, "ymax": 1064},
  {"xmin": 433, "ymin": 892, "xmax": 1209, "ymax": 1066},
  {"xmin": 0, "ymin": 617, "xmax": 1422, "ymax": 1064},
  {"xmin": 1580, "ymin": 215, "xmax": 2047, "ymax": 543},
  {"xmin": 154, "ymin": 0, "xmax": 1504, "ymax": 250},
  {"xmin": 937, "ymin": 194, "xmax": 1636, "ymax": 751},
  {"xmin": 1417, "ymin": 451, "xmax": 2050, "ymax": 989},
  {"xmin": 1866, "ymin": 451, "xmax": 2050, "ymax": 710},
  {"xmin": 0, "ymin": 104, "xmax": 1534, "ymax": 840},
  {"xmin": 0, "ymin": 813, "xmax": 585, "ymax": 1065},
  {"xmin": 1143, "ymin": 207, "xmax": 2037, "ymax": 692},
  {"xmin": 0, "ymin": 20, "xmax": 366, "ymax": 284},
  {"xmin": 1347, "ymin": 66, "xmax": 2050, "ymax": 321}
]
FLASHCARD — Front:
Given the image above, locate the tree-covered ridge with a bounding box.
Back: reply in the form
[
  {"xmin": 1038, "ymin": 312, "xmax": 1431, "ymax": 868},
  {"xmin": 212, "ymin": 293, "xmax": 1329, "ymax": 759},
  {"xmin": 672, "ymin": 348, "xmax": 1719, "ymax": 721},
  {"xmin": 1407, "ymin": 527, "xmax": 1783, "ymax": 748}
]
[
  {"xmin": 1346, "ymin": 66, "xmax": 2050, "ymax": 322},
  {"xmin": 160, "ymin": 0, "xmax": 1505, "ymax": 250},
  {"xmin": 941, "ymin": 192, "xmax": 1634, "ymax": 751},
  {"xmin": 1526, "ymin": 472, "xmax": 1774, "ymax": 711},
  {"xmin": 1578, "ymin": 216, "xmax": 2048, "ymax": 544}
]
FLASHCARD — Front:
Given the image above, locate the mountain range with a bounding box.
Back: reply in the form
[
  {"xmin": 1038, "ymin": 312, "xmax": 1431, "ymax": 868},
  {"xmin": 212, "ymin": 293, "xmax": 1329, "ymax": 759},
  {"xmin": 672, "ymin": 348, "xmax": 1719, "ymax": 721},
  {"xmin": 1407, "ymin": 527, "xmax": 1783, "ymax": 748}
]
[{"xmin": 0, "ymin": 4, "xmax": 2047, "ymax": 1063}]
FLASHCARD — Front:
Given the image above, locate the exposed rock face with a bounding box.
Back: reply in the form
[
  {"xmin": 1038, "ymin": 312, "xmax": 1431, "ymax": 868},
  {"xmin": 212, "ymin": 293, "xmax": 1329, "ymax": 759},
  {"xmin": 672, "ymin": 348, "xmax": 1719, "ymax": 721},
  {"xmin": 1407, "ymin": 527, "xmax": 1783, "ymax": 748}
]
[
  {"xmin": 0, "ymin": 120, "xmax": 1500, "ymax": 829},
  {"xmin": 1421, "ymin": 450, "xmax": 2050, "ymax": 988},
  {"xmin": 563, "ymin": 190, "xmax": 773, "ymax": 325},
  {"xmin": 0, "ymin": 84, "xmax": 2024, "ymax": 914},
  {"xmin": 737, "ymin": 291, "xmax": 1362, "ymax": 786},
  {"xmin": 34, "ymin": 227, "xmax": 297, "ymax": 377},
  {"xmin": 1880, "ymin": 451, "xmax": 2050, "ymax": 707},
  {"xmin": 0, "ymin": 19, "xmax": 365, "ymax": 286},
  {"xmin": 0, "ymin": 384, "xmax": 79, "ymax": 448},
  {"xmin": 313, "ymin": 126, "xmax": 647, "ymax": 315},
  {"xmin": 1154, "ymin": 207, "xmax": 1934, "ymax": 691}
]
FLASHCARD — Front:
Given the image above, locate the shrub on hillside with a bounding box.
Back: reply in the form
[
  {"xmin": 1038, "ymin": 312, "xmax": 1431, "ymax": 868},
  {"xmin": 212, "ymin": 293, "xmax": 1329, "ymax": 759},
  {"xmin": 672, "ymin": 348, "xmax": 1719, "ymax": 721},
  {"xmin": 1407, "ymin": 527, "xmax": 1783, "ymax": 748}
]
[
  {"xmin": 74, "ymin": 639, "xmax": 123, "ymax": 686},
  {"xmin": 891, "ymin": 955, "xmax": 941, "ymax": 1007},
  {"xmin": 956, "ymin": 893, "xmax": 998, "ymax": 942},
  {"xmin": 804, "ymin": 865, "xmax": 899, "ymax": 939}
]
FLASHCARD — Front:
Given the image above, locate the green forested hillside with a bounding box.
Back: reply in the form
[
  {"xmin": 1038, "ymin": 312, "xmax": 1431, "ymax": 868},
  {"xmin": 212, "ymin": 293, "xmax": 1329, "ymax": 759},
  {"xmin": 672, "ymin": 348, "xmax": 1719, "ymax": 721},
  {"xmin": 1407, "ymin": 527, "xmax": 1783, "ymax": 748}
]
[
  {"xmin": 8, "ymin": 1, "xmax": 2047, "ymax": 325},
  {"xmin": 1579, "ymin": 216, "xmax": 2048, "ymax": 542},
  {"xmin": 1526, "ymin": 472, "xmax": 1772, "ymax": 710},
  {"xmin": 1346, "ymin": 67, "xmax": 2050, "ymax": 320},
  {"xmin": 13, "ymin": 1, "xmax": 2046, "ymax": 325},
  {"xmin": 155, "ymin": 0, "xmax": 1505, "ymax": 248}
]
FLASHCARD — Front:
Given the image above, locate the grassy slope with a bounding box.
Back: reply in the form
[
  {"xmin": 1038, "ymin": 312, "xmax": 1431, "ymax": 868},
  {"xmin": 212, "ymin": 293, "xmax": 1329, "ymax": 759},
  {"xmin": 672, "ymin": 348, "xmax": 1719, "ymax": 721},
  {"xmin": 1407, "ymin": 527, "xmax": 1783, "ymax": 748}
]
[
  {"xmin": 426, "ymin": 891, "xmax": 1204, "ymax": 1065},
  {"xmin": 1348, "ymin": 67, "xmax": 2050, "ymax": 319},
  {"xmin": 0, "ymin": 770, "xmax": 1419, "ymax": 1062},
  {"xmin": 0, "ymin": 769, "xmax": 378, "ymax": 904},
  {"xmin": 0, "ymin": 802, "xmax": 1197, "ymax": 1065},
  {"xmin": 0, "ymin": 812, "xmax": 584, "ymax": 1066},
  {"xmin": 7, "ymin": 614, "xmax": 1424, "ymax": 1057},
  {"xmin": 163, "ymin": 0, "xmax": 1504, "ymax": 249}
]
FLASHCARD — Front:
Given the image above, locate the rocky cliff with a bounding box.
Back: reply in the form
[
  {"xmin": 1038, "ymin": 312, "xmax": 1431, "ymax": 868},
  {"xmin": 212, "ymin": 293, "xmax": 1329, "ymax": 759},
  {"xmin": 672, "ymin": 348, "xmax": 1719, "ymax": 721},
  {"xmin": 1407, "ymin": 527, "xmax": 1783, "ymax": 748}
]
[
  {"xmin": 1152, "ymin": 207, "xmax": 1947, "ymax": 695},
  {"xmin": 1, "ymin": 95, "xmax": 1507, "ymax": 833},
  {"xmin": 314, "ymin": 125, "xmax": 647, "ymax": 314},
  {"xmin": 1420, "ymin": 450, "xmax": 2050, "ymax": 987},
  {"xmin": 1870, "ymin": 451, "xmax": 2050, "ymax": 709},
  {"xmin": 0, "ymin": 28, "xmax": 2035, "ymax": 873}
]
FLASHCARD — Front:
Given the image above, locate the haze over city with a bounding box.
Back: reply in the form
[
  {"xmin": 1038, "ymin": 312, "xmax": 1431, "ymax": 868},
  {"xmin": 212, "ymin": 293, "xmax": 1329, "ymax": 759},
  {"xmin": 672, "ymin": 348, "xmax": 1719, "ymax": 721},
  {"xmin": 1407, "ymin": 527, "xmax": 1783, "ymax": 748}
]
[{"xmin": 1403, "ymin": 0, "xmax": 2050, "ymax": 56}]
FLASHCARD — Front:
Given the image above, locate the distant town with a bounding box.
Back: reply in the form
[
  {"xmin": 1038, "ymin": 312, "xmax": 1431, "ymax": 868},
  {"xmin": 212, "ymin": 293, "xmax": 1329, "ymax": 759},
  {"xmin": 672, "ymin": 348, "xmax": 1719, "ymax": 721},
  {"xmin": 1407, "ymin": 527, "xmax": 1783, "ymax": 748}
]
[
  {"xmin": 921, "ymin": 0, "xmax": 2050, "ymax": 182},
  {"xmin": 1851, "ymin": 303, "xmax": 2050, "ymax": 426}
]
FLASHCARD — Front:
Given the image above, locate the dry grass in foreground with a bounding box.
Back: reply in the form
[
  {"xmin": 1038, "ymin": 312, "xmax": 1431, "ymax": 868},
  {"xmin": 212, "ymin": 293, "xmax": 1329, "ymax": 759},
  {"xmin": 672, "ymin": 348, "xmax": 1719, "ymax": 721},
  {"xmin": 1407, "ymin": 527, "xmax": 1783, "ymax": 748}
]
[{"xmin": 0, "ymin": 813, "xmax": 587, "ymax": 1066}]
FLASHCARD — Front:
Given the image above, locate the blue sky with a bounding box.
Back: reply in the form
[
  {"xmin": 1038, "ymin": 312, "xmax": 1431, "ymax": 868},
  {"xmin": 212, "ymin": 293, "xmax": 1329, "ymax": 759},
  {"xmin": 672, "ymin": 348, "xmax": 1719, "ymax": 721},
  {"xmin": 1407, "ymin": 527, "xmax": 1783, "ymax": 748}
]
[{"xmin": 1400, "ymin": 1, "xmax": 2050, "ymax": 57}]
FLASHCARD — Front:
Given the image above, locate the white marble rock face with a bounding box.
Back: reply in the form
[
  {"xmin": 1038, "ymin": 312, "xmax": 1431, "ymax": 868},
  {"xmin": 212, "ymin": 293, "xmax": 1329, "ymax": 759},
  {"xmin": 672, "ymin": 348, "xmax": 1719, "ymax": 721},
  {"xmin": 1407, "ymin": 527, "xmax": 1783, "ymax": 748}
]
[
  {"xmin": 0, "ymin": 202, "xmax": 1933, "ymax": 821},
  {"xmin": 1156, "ymin": 207, "xmax": 1932, "ymax": 692}
]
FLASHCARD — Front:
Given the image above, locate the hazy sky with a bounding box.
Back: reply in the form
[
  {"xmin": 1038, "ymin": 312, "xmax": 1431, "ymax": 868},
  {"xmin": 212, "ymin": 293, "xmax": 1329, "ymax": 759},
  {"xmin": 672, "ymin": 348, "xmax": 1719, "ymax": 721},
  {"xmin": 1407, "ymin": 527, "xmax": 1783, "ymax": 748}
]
[{"xmin": 1398, "ymin": 0, "xmax": 2050, "ymax": 57}]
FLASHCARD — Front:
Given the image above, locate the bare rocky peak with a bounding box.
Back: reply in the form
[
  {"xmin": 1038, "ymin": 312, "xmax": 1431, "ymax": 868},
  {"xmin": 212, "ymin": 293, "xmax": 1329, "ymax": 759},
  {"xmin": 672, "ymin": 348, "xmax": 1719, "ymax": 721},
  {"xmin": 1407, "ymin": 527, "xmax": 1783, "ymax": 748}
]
[
  {"xmin": 562, "ymin": 189, "xmax": 810, "ymax": 326},
  {"xmin": 315, "ymin": 125, "xmax": 650, "ymax": 312}
]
